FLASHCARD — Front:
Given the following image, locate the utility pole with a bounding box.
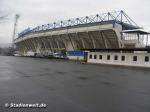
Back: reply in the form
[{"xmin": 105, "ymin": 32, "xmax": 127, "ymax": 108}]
[{"xmin": 12, "ymin": 14, "xmax": 20, "ymax": 48}]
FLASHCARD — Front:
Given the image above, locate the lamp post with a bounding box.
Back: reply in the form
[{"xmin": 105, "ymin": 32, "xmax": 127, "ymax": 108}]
[{"xmin": 12, "ymin": 14, "xmax": 20, "ymax": 48}]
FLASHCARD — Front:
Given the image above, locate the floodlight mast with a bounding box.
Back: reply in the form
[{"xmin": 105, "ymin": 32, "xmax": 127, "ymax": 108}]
[{"xmin": 12, "ymin": 14, "xmax": 20, "ymax": 48}]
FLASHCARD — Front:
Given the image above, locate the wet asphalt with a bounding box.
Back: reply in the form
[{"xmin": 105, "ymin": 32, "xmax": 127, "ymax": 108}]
[{"xmin": 0, "ymin": 56, "xmax": 150, "ymax": 112}]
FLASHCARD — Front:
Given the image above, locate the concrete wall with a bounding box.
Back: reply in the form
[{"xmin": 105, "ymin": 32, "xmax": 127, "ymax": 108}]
[
  {"xmin": 15, "ymin": 24, "xmax": 114, "ymax": 43},
  {"xmin": 88, "ymin": 52, "xmax": 150, "ymax": 67}
]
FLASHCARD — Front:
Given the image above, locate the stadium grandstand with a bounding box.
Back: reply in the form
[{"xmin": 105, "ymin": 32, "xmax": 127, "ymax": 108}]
[{"xmin": 14, "ymin": 10, "xmax": 150, "ymax": 61}]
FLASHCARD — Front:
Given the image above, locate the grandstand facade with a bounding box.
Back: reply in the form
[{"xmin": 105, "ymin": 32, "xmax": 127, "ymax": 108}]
[{"xmin": 14, "ymin": 10, "xmax": 149, "ymax": 57}]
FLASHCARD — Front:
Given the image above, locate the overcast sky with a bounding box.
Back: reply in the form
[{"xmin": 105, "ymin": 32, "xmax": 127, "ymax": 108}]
[{"xmin": 0, "ymin": 0, "xmax": 150, "ymax": 43}]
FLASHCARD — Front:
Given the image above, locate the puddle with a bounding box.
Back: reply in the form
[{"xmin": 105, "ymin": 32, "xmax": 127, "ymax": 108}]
[
  {"xmin": 76, "ymin": 76, "xmax": 89, "ymax": 80},
  {"xmin": 0, "ymin": 71, "xmax": 17, "ymax": 81}
]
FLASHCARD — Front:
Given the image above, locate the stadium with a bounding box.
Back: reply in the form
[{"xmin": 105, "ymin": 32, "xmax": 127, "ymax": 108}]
[{"xmin": 14, "ymin": 10, "xmax": 150, "ymax": 67}]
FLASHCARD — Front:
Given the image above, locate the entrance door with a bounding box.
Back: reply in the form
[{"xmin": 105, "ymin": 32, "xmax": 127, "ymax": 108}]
[{"xmin": 84, "ymin": 51, "xmax": 88, "ymax": 62}]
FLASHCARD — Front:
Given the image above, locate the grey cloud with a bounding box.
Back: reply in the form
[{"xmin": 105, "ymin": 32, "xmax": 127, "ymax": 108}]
[{"xmin": 0, "ymin": 0, "xmax": 150, "ymax": 43}]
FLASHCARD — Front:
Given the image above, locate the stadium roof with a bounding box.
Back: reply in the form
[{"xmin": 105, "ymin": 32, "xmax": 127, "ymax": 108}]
[
  {"xmin": 122, "ymin": 29, "xmax": 150, "ymax": 35},
  {"xmin": 18, "ymin": 10, "xmax": 141, "ymax": 38}
]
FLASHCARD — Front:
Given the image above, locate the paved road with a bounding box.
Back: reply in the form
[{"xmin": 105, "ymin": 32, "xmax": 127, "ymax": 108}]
[{"xmin": 0, "ymin": 56, "xmax": 150, "ymax": 112}]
